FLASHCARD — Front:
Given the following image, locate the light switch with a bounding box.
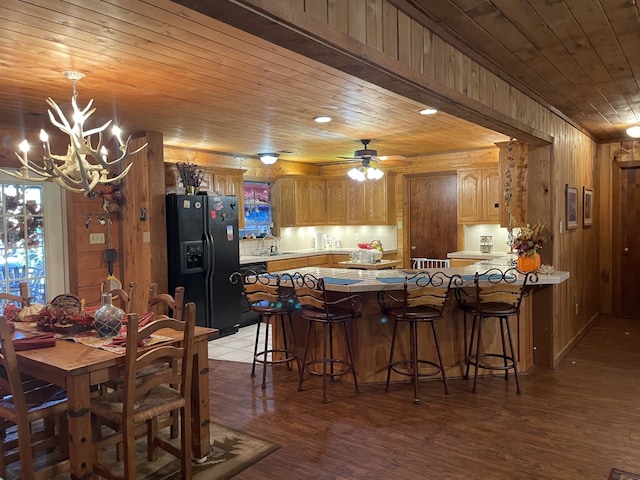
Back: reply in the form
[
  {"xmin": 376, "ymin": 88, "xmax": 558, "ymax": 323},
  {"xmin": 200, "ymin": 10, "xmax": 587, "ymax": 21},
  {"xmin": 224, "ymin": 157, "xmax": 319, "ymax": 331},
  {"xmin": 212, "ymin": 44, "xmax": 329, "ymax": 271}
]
[
  {"xmin": 143, "ymin": 231, "xmax": 150, "ymax": 243},
  {"xmin": 89, "ymin": 233, "xmax": 105, "ymax": 244}
]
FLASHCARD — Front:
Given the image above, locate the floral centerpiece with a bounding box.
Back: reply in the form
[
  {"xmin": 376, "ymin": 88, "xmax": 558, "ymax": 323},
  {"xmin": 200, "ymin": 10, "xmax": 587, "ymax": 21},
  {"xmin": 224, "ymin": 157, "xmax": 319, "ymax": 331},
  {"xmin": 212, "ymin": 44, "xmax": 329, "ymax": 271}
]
[
  {"xmin": 176, "ymin": 161, "xmax": 204, "ymax": 193},
  {"xmin": 513, "ymin": 221, "xmax": 546, "ymax": 272}
]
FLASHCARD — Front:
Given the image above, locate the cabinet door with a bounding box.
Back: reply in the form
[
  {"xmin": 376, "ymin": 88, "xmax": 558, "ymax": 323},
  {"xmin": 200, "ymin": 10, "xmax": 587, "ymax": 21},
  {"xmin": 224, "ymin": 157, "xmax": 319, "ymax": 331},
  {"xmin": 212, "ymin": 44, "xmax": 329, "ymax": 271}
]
[
  {"xmin": 365, "ymin": 176, "xmax": 396, "ymax": 224},
  {"xmin": 294, "ymin": 178, "xmax": 312, "ymax": 225},
  {"xmin": 308, "ymin": 178, "xmax": 326, "ymax": 225},
  {"xmin": 345, "ymin": 180, "xmax": 365, "ymax": 224},
  {"xmin": 457, "ymin": 170, "xmax": 482, "ymax": 223},
  {"xmin": 325, "ymin": 178, "xmax": 346, "ymax": 225},
  {"xmin": 484, "ymin": 168, "xmax": 501, "ymax": 223}
]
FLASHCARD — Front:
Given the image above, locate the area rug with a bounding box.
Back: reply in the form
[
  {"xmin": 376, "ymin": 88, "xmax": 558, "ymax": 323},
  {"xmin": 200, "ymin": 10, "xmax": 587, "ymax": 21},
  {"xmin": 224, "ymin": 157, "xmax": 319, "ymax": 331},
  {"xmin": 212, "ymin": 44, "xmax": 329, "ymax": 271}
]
[
  {"xmin": 609, "ymin": 468, "xmax": 640, "ymax": 480},
  {"xmin": 11, "ymin": 422, "xmax": 279, "ymax": 480}
]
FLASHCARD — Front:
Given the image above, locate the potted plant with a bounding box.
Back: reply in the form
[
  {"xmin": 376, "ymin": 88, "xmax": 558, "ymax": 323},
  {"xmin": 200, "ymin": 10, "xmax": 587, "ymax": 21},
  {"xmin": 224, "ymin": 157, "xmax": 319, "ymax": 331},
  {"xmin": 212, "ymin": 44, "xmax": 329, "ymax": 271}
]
[
  {"xmin": 176, "ymin": 161, "xmax": 204, "ymax": 194},
  {"xmin": 513, "ymin": 221, "xmax": 546, "ymax": 272}
]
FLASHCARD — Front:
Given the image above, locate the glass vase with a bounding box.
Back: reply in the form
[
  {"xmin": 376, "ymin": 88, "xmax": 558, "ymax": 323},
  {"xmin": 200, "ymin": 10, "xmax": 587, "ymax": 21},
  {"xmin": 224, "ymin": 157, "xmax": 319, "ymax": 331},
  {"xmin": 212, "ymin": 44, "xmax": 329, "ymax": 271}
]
[
  {"xmin": 94, "ymin": 293, "xmax": 124, "ymax": 337},
  {"xmin": 517, "ymin": 252, "xmax": 541, "ymax": 273}
]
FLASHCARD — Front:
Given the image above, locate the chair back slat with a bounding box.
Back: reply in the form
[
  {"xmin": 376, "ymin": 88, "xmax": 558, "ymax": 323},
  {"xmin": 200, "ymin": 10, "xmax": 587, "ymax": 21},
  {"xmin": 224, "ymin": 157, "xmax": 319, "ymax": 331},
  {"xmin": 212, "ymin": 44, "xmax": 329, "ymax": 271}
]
[
  {"xmin": 123, "ymin": 302, "xmax": 195, "ymax": 415},
  {"xmin": 0, "ymin": 282, "xmax": 31, "ymax": 308},
  {"xmin": 411, "ymin": 258, "xmax": 451, "ymax": 269},
  {"xmin": 0, "ymin": 317, "xmax": 29, "ymax": 420},
  {"xmin": 470, "ymin": 268, "xmax": 538, "ymax": 310},
  {"xmin": 102, "ymin": 281, "xmax": 137, "ymax": 314},
  {"xmin": 148, "ymin": 283, "xmax": 185, "ymax": 320}
]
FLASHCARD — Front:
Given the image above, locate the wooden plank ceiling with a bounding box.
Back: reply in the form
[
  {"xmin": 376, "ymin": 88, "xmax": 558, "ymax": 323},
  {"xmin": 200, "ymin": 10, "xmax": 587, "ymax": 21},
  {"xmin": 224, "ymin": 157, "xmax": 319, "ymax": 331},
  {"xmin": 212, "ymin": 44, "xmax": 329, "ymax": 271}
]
[{"xmin": 0, "ymin": 0, "xmax": 637, "ymax": 166}]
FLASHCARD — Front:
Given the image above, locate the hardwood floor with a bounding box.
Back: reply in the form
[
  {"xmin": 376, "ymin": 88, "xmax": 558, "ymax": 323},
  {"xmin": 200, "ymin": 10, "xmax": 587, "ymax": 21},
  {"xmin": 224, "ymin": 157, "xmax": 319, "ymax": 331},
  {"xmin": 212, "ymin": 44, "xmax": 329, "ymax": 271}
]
[{"xmin": 208, "ymin": 314, "xmax": 640, "ymax": 480}]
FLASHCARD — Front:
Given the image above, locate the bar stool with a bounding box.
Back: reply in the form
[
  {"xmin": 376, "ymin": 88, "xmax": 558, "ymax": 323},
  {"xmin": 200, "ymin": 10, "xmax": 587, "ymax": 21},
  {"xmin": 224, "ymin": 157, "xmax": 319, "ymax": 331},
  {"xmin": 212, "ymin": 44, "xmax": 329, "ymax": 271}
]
[
  {"xmin": 456, "ymin": 268, "xmax": 537, "ymax": 393},
  {"xmin": 378, "ymin": 272, "xmax": 461, "ymax": 403},
  {"xmin": 231, "ymin": 271, "xmax": 298, "ymax": 390},
  {"xmin": 294, "ymin": 274, "xmax": 362, "ymax": 404}
]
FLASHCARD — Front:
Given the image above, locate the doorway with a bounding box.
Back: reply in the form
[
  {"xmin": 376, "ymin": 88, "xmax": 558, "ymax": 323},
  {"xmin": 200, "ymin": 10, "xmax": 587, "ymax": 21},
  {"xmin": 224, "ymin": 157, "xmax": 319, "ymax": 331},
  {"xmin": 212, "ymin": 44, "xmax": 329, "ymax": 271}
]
[
  {"xmin": 614, "ymin": 163, "xmax": 640, "ymax": 317},
  {"xmin": 407, "ymin": 174, "xmax": 457, "ymax": 261}
]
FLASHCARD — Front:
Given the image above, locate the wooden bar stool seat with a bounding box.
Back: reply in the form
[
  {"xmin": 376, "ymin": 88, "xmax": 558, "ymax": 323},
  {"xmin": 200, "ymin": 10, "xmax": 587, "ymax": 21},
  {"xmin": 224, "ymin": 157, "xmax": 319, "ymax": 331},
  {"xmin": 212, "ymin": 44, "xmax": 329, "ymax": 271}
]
[
  {"xmin": 456, "ymin": 268, "xmax": 537, "ymax": 393},
  {"xmin": 231, "ymin": 271, "xmax": 299, "ymax": 390},
  {"xmin": 379, "ymin": 272, "xmax": 461, "ymax": 403},
  {"xmin": 294, "ymin": 274, "xmax": 362, "ymax": 404}
]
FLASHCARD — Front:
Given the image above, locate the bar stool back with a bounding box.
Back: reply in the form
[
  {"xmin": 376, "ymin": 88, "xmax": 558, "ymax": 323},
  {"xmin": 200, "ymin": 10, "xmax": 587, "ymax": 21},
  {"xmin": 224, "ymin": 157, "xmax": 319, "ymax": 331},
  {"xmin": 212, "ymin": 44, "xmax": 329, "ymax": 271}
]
[
  {"xmin": 411, "ymin": 258, "xmax": 451, "ymax": 269},
  {"xmin": 230, "ymin": 271, "xmax": 298, "ymax": 390},
  {"xmin": 379, "ymin": 272, "xmax": 462, "ymax": 403},
  {"xmin": 294, "ymin": 274, "xmax": 362, "ymax": 404},
  {"xmin": 457, "ymin": 268, "xmax": 537, "ymax": 393}
]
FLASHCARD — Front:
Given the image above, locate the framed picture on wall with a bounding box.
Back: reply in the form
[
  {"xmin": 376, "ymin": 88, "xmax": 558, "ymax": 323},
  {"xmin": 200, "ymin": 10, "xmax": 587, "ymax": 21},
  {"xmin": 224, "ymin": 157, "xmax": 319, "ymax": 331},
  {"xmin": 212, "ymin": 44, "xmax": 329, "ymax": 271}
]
[
  {"xmin": 566, "ymin": 184, "xmax": 578, "ymax": 230},
  {"xmin": 583, "ymin": 187, "xmax": 593, "ymax": 227}
]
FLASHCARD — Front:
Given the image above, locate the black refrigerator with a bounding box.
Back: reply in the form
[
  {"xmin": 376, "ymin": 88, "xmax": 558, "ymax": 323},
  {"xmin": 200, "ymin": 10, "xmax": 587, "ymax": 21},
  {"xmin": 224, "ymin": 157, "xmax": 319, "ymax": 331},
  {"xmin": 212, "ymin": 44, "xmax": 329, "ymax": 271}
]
[{"xmin": 166, "ymin": 193, "xmax": 241, "ymax": 334}]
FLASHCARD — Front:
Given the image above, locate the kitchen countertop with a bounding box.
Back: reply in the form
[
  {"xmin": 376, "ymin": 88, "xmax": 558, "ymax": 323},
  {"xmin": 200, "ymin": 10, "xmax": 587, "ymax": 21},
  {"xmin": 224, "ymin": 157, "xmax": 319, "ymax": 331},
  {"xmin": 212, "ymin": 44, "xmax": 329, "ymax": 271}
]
[
  {"xmin": 270, "ymin": 263, "xmax": 570, "ymax": 293},
  {"xmin": 447, "ymin": 250, "xmax": 513, "ymax": 260},
  {"xmin": 337, "ymin": 259, "xmax": 402, "ymax": 270},
  {"xmin": 240, "ymin": 249, "xmax": 397, "ymax": 265}
]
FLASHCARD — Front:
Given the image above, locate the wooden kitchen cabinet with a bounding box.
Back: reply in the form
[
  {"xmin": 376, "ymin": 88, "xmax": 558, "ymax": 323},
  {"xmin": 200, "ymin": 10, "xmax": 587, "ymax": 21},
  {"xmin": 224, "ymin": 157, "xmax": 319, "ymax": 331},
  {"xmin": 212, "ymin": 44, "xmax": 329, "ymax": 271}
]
[
  {"xmin": 165, "ymin": 163, "xmax": 245, "ymax": 228},
  {"xmin": 325, "ymin": 178, "xmax": 347, "ymax": 225},
  {"xmin": 344, "ymin": 174, "xmax": 396, "ymax": 225},
  {"xmin": 457, "ymin": 167, "xmax": 500, "ymax": 224},
  {"xmin": 274, "ymin": 176, "xmax": 325, "ymax": 227}
]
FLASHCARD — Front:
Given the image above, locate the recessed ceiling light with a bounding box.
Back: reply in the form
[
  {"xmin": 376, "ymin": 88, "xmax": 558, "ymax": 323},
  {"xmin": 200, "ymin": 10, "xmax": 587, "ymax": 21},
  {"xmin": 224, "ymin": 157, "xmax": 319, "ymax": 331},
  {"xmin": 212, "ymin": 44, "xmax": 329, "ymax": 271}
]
[
  {"xmin": 419, "ymin": 108, "xmax": 438, "ymax": 115},
  {"xmin": 314, "ymin": 116, "xmax": 332, "ymax": 123},
  {"xmin": 626, "ymin": 125, "xmax": 640, "ymax": 138}
]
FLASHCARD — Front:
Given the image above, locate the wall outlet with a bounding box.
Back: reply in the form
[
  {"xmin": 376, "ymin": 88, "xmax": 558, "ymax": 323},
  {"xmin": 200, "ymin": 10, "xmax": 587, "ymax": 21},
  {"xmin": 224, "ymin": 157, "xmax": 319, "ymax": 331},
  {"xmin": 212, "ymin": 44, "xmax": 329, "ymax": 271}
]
[
  {"xmin": 89, "ymin": 233, "xmax": 105, "ymax": 244},
  {"xmin": 355, "ymin": 233, "xmax": 360, "ymax": 241}
]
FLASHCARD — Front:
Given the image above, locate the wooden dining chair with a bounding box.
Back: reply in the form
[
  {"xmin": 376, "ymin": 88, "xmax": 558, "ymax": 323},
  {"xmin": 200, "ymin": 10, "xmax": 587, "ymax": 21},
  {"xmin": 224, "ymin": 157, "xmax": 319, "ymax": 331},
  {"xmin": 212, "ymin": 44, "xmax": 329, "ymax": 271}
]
[
  {"xmin": 0, "ymin": 282, "xmax": 31, "ymax": 308},
  {"xmin": 101, "ymin": 280, "xmax": 137, "ymax": 314},
  {"xmin": 90, "ymin": 302, "xmax": 196, "ymax": 480},
  {"xmin": 148, "ymin": 283, "xmax": 184, "ymax": 320},
  {"xmin": 0, "ymin": 316, "xmax": 70, "ymax": 480}
]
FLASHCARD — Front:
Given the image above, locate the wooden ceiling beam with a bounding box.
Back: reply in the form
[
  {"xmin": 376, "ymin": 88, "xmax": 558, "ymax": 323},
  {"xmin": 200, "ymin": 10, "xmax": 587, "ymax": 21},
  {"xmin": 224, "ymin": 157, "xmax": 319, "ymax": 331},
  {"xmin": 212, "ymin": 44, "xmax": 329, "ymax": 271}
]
[{"xmin": 171, "ymin": 0, "xmax": 553, "ymax": 145}]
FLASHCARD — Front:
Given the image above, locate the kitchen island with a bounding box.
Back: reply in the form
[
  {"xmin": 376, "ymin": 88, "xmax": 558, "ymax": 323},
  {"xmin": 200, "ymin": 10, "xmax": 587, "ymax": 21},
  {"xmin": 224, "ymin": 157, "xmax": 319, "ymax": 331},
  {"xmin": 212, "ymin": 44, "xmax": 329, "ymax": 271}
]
[{"xmin": 270, "ymin": 264, "xmax": 569, "ymax": 384}]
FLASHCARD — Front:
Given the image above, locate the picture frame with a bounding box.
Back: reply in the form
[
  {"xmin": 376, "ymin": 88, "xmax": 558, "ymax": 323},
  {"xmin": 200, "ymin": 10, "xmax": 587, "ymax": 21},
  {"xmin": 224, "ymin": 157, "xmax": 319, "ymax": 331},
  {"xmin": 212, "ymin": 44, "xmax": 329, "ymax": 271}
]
[
  {"xmin": 566, "ymin": 184, "xmax": 578, "ymax": 230},
  {"xmin": 583, "ymin": 187, "xmax": 593, "ymax": 227}
]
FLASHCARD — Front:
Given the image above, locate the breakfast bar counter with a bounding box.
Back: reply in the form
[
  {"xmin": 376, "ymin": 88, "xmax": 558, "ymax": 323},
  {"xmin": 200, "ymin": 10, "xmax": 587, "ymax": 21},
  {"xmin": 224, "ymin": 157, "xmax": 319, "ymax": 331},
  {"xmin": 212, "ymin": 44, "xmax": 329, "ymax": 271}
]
[{"xmin": 271, "ymin": 264, "xmax": 569, "ymax": 384}]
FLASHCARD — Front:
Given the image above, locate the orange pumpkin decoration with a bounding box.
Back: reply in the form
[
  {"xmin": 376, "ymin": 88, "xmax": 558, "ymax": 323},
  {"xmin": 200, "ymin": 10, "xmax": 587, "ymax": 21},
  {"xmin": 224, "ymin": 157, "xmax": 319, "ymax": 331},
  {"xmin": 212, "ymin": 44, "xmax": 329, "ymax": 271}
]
[{"xmin": 517, "ymin": 252, "xmax": 541, "ymax": 273}]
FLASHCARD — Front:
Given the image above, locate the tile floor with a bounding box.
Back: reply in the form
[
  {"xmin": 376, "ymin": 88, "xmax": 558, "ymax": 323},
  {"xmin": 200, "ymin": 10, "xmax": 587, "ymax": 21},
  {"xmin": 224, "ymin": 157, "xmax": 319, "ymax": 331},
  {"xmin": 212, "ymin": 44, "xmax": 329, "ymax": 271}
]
[{"xmin": 207, "ymin": 322, "xmax": 264, "ymax": 363}]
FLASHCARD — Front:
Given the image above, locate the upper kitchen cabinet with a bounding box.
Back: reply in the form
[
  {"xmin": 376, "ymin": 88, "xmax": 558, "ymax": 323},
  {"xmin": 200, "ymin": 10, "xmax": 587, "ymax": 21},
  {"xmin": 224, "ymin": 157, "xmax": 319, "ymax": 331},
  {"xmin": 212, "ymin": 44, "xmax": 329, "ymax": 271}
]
[
  {"xmin": 273, "ymin": 176, "xmax": 326, "ymax": 227},
  {"xmin": 165, "ymin": 164, "xmax": 246, "ymax": 228},
  {"xmin": 344, "ymin": 174, "xmax": 396, "ymax": 225},
  {"xmin": 457, "ymin": 167, "xmax": 500, "ymax": 224},
  {"xmin": 325, "ymin": 178, "xmax": 347, "ymax": 225}
]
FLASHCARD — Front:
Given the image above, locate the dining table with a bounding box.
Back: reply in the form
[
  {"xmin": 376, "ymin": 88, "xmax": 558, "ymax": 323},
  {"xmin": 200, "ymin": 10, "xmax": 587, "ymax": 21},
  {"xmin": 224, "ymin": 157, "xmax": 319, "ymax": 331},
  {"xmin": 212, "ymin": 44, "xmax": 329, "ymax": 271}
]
[{"xmin": 13, "ymin": 324, "xmax": 216, "ymax": 480}]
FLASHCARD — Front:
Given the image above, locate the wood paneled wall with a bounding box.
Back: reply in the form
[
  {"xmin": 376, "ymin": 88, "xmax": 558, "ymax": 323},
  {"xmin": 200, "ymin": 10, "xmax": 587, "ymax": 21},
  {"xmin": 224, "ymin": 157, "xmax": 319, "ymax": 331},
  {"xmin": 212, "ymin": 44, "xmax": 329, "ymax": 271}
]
[{"xmin": 257, "ymin": 0, "xmax": 600, "ymax": 367}]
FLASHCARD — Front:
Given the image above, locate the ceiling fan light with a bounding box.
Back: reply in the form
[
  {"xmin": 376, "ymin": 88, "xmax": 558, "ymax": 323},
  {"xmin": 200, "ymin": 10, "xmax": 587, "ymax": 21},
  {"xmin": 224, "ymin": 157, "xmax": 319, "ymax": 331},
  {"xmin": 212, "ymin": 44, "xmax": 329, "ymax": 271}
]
[
  {"xmin": 348, "ymin": 167, "xmax": 365, "ymax": 181},
  {"xmin": 626, "ymin": 126, "xmax": 640, "ymax": 138},
  {"xmin": 368, "ymin": 167, "xmax": 384, "ymax": 180},
  {"xmin": 259, "ymin": 153, "xmax": 279, "ymax": 165}
]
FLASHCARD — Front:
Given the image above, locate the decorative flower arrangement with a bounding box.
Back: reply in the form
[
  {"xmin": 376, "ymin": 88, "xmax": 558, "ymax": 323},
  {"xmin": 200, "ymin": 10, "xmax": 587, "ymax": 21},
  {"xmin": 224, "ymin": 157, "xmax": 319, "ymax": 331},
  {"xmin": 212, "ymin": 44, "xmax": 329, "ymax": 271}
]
[
  {"xmin": 513, "ymin": 221, "xmax": 546, "ymax": 257},
  {"xmin": 176, "ymin": 161, "xmax": 204, "ymax": 188}
]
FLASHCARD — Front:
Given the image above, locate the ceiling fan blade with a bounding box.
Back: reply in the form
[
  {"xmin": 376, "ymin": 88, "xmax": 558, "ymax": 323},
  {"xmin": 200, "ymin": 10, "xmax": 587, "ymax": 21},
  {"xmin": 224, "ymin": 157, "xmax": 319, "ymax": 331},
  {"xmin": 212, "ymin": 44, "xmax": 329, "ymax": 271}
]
[{"xmin": 376, "ymin": 158, "xmax": 410, "ymax": 166}]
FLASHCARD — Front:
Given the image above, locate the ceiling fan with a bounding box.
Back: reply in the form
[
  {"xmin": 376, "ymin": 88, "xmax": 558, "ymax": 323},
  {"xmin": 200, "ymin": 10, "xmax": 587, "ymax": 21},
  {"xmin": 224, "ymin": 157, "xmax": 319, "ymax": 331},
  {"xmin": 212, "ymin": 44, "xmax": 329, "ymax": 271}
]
[{"xmin": 335, "ymin": 139, "xmax": 409, "ymax": 167}]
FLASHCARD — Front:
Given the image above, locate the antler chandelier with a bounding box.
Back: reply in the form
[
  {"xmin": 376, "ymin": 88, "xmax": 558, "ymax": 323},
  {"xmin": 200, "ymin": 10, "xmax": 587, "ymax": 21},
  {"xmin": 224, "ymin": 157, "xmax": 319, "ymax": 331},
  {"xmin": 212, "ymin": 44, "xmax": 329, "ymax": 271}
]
[{"xmin": 1, "ymin": 71, "xmax": 146, "ymax": 196}]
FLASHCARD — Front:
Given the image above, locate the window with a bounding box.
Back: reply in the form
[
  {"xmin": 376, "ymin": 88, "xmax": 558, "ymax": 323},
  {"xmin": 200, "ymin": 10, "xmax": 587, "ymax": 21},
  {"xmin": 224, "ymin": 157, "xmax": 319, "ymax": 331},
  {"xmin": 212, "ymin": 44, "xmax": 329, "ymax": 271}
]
[
  {"xmin": 242, "ymin": 182, "xmax": 272, "ymax": 238},
  {"xmin": 0, "ymin": 184, "xmax": 46, "ymax": 303},
  {"xmin": 0, "ymin": 175, "xmax": 67, "ymax": 306}
]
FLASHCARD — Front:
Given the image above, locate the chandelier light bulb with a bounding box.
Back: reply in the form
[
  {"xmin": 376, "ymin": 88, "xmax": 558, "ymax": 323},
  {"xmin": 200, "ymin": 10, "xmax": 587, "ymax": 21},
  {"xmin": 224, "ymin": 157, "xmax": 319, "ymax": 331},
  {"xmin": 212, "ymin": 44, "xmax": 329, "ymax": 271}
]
[{"xmin": 3, "ymin": 71, "xmax": 146, "ymax": 195}]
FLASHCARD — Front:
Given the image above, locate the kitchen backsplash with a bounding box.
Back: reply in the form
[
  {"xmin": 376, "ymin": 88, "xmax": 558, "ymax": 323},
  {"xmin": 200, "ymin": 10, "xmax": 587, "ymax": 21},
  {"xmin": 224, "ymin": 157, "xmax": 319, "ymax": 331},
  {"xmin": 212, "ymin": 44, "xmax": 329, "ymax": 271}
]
[
  {"xmin": 463, "ymin": 224, "xmax": 511, "ymax": 253},
  {"xmin": 240, "ymin": 225, "xmax": 398, "ymax": 253}
]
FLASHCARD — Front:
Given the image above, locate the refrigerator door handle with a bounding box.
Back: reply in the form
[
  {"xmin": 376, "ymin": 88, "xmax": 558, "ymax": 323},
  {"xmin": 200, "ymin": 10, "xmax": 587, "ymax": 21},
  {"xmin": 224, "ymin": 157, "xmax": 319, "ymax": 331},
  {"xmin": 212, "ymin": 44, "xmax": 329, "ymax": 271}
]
[{"xmin": 204, "ymin": 230, "xmax": 215, "ymax": 282}]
